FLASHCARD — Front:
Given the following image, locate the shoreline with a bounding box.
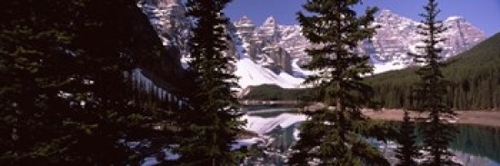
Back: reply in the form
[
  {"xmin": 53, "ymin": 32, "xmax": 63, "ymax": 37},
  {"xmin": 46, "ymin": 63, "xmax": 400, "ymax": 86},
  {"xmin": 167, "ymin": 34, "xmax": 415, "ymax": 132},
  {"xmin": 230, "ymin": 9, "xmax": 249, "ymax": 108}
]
[
  {"xmin": 363, "ymin": 109, "xmax": 500, "ymax": 128},
  {"xmin": 239, "ymin": 108, "xmax": 500, "ymax": 138}
]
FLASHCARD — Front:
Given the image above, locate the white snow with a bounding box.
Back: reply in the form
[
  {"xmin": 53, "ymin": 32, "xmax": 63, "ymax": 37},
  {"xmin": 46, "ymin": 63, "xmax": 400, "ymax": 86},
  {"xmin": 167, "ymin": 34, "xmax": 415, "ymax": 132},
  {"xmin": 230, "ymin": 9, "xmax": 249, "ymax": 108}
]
[
  {"xmin": 242, "ymin": 113, "xmax": 307, "ymax": 134},
  {"xmin": 278, "ymin": 70, "xmax": 304, "ymax": 85},
  {"xmin": 291, "ymin": 58, "xmax": 316, "ymax": 78},
  {"xmin": 142, "ymin": 1, "xmax": 486, "ymax": 91},
  {"xmin": 140, "ymin": 138, "xmax": 261, "ymax": 166},
  {"xmin": 235, "ymin": 57, "xmax": 302, "ymax": 89},
  {"xmin": 231, "ymin": 137, "xmax": 263, "ymax": 150},
  {"xmin": 446, "ymin": 16, "xmax": 464, "ymax": 21},
  {"xmin": 234, "ymin": 44, "xmax": 304, "ymax": 89},
  {"xmin": 180, "ymin": 57, "xmax": 191, "ymax": 69},
  {"xmin": 372, "ymin": 62, "xmax": 406, "ymax": 74}
]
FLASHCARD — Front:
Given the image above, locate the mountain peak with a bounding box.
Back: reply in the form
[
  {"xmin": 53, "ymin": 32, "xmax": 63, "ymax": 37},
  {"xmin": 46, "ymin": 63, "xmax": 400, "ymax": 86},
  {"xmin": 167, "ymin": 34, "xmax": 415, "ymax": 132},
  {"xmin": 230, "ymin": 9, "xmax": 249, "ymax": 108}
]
[
  {"xmin": 378, "ymin": 9, "xmax": 397, "ymax": 17},
  {"xmin": 263, "ymin": 16, "xmax": 277, "ymax": 27},
  {"xmin": 375, "ymin": 9, "xmax": 414, "ymax": 26},
  {"xmin": 235, "ymin": 15, "xmax": 254, "ymax": 26},
  {"xmin": 138, "ymin": 2, "xmax": 487, "ymax": 88},
  {"xmin": 445, "ymin": 16, "xmax": 466, "ymax": 22}
]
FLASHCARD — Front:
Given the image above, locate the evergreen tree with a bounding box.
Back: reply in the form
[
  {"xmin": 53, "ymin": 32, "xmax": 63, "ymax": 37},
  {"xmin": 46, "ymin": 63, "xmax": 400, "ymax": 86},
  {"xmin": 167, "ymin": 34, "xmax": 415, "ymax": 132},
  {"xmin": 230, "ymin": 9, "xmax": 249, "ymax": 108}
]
[
  {"xmin": 410, "ymin": 0, "xmax": 459, "ymax": 165},
  {"xmin": 366, "ymin": 32, "xmax": 500, "ymax": 111},
  {"xmin": 395, "ymin": 111, "xmax": 421, "ymax": 166},
  {"xmin": 289, "ymin": 0, "xmax": 388, "ymax": 165},
  {"xmin": 0, "ymin": 0, "xmax": 170, "ymax": 164},
  {"xmin": 174, "ymin": 0, "xmax": 245, "ymax": 165}
]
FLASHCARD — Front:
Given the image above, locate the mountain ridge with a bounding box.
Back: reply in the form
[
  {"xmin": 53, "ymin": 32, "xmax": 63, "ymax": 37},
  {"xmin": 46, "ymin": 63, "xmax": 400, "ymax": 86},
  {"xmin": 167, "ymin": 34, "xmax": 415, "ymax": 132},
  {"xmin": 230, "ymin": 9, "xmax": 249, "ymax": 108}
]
[
  {"xmin": 137, "ymin": 0, "xmax": 487, "ymax": 89},
  {"xmin": 244, "ymin": 33, "xmax": 500, "ymax": 110},
  {"xmin": 248, "ymin": 9, "xmax": 485, "ymax": 65},
  {"xmin": 365, "ymin": 32, "xmax": 500, "ymax": 110}
]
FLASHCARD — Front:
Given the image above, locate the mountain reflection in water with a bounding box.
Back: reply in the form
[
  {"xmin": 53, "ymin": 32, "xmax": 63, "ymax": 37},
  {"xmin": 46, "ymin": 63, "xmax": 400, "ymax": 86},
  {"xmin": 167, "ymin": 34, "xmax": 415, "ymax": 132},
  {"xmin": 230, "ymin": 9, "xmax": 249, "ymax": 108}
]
[{"xmin": 243, "ymin": 110, "xmax": 500, "ymax": 166}]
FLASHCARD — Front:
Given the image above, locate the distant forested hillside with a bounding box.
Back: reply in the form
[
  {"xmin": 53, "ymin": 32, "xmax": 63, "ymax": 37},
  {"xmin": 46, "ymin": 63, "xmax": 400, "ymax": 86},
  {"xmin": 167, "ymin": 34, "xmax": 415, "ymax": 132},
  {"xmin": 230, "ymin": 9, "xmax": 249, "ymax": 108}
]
[
  {"xmin": 366, "ymin": 33, "xmax": 500, "ymax": 110},
  {"xmin": 245, "ymin": 33, "xmax": 500, "ymax": 110},
  {"xmin": 242, "ymin": 84, "xmax": 307, "ymax": 101}
]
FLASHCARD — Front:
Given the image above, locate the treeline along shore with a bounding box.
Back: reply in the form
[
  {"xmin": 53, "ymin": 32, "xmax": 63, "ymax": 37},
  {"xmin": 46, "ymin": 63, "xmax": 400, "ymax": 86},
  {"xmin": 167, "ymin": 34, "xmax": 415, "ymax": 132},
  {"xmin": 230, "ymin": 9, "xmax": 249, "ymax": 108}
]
[
  {"xmin": 243, "ymin": 33, "xmax": 500, "ymax": 111},
  {"xmin": 363, "ymin": 109, "xmax": 500, "ymax": 128}
]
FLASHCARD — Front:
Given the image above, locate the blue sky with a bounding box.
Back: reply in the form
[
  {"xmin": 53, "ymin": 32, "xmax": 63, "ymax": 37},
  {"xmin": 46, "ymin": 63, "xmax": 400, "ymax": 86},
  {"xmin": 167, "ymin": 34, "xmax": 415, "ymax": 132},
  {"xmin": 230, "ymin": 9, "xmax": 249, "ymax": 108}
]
[{"xmin": 225, "ymin": 0, "xmax": 500, "ymax": 36}]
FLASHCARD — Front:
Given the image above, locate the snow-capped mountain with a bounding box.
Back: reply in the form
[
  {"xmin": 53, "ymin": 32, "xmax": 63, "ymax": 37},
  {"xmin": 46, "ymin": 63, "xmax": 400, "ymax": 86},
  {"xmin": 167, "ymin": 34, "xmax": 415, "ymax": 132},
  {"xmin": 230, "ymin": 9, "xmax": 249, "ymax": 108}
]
[
  {"xmin": 138, "ymin": 0, "xmax": 303, "ymax": 89},
  {"xmin": 137, "ymin": 1, "xmax": 486, "ymax": 89},
  {"xmin": 251, "ymin": 10, "xmax": 485, "ymax": 71},
  {"xmin": 367, "ymin": 10, "xmax": 486, "ymax": 67},
  {"xmin": 233, "ymin": 37, "xmax": 304, "ymax": 89},
  {"xmin": 138, "ymin": 0, "xmax": 190, "ymax": 53}
]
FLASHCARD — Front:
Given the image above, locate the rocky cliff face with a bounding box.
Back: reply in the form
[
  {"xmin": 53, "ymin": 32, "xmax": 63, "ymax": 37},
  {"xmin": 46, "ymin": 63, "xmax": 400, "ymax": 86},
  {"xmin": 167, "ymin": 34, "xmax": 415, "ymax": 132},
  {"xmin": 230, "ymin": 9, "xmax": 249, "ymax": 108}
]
[
  {"xmin": 135, "ymin": 0, "xmax": 199, "ymax": 95},
  {"xmin": 138, "ymin": 0, "xmax": 190, "ymax": 54},
  {"xmin": 234, "ymin": 16, "xmax": 293, "ymax": 74},
  {"xmin": 236, "ymin": 9, "xmax": 486, "ymax": 69},
  {"xmin": 139, "ymin": 0, "xmax": 294, "ymax": 75},
  {"xmin": 137, "ymin": 1, "xmax": 487, "ymax": 88},
  {"xmin": 366, "ymin": 10, "xmax": 486, "ymax": 66}
]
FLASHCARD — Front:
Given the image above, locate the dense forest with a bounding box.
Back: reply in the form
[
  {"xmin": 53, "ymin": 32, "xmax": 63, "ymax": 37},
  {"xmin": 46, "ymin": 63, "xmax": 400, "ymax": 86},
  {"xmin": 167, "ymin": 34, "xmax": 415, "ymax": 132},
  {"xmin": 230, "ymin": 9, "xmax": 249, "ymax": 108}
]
[
  {"xmin": 242, "ymin": 84, "xmax": 307, "ymax": 101},
  {"xmin": 366, "ymin": 33, "xmax": 500, "ymax": 110},
  {"xmin": 0, "ymin": 0, "xmax": 495, "ymax": 165},
  {"xmin": 0, "ymin": 0, "xmax": 226, "ymax": 165},
  {"xmin": 246, "ymin": 33, "xmax": 500, "ymax": 111}
]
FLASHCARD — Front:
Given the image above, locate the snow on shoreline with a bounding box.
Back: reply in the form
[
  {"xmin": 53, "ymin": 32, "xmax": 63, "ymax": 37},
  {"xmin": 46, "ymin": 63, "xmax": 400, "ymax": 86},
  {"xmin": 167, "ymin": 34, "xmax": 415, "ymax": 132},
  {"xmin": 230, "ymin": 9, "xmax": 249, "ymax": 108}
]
[{"xmin": 140, "ymin": 138, "xmax": 265, "ymax": 166}]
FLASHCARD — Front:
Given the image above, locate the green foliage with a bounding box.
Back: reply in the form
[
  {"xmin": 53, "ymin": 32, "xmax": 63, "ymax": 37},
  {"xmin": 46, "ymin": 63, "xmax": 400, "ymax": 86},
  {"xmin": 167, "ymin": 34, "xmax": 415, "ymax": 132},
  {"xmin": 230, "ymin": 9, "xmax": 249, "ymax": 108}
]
[
  {"xmin": 451, "ymin": 125, "xmax": 500, "ymax": 163},
  {"xmin": 288, "ymin": 0, "xmax": 388, "ymax": 165},
  {"xmin": 0, "ymin": 0, "xmax": 177, "ymax": 165},
  {"xmin": 395, "ymin": 111, "xmax": 421, "ymax": 166},
  {"xmin": 172, "ymin": 0, "xmax": 245, "ymax": 165},
  {"xmin": 366, "ymin": 33, "xmax": 500, "ymax": 110},
  {"xmin": 409, "ymin": 0, "xmax": 459, "ymax": 165},
  {"xmin": 243, "ymin": 84, "xmax": 308, "ymax": 101}
]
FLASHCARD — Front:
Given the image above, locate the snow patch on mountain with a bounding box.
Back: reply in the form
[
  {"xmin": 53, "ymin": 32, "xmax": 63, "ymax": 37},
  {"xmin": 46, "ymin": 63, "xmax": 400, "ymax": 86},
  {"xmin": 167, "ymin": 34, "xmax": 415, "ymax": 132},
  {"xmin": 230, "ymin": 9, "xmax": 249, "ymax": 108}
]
[
  {"xmin": 139, "ymin": 1, "xmax": 486, "ymax": 89},
  {"xmin": 291, "ymin": 58, "xmax": 316, "ymax": 78},
  {"xmin": 234, "ymin": 44, "xmax": 304, "ymax": 89},
  {"xmin": 373, "ymin": 62, "xmax": 407, "ymax": 74}
]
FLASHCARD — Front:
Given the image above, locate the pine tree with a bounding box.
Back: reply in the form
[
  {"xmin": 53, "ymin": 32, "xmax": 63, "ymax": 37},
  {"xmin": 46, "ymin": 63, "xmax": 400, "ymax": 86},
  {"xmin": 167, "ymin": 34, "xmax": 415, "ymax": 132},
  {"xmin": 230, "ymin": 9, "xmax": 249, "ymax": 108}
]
[
  {"xmin": 289, "ymin": 0, "xmax": 388, "ymax": 165},
  {"xmin": 174, "ymin": 0, "xmax": 245, "ymax": 165},
  {"xmin": 0, "ymin": 0, "xmax": 170, "ymax": 164},
  {"xmin": 395, "ymin": 111, "xmax": 421, "ymax": 166},
  {"xmin": 410, "ymin": 0, "xmax": 459, "ymax": 165}
]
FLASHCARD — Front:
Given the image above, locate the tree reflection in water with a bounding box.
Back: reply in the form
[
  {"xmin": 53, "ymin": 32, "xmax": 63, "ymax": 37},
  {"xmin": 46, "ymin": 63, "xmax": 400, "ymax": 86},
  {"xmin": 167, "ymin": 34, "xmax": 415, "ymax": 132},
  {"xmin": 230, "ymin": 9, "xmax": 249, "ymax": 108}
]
[{"xmin": 244, "ymin": 112, "xmax": 500, "ymax": 166}]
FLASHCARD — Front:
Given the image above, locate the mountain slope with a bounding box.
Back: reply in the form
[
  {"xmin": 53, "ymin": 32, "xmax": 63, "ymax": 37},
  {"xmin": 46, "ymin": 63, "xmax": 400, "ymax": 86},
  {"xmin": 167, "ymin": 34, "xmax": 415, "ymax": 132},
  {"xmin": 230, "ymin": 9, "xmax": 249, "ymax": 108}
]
[
  {"xmin": 234, "ymin": 43, "xmax": 304, "ymax": 89},
  {"xmin": 137, "ymin": 0, "xmax": 487, "ymax": 89},
  {"xmin": 367, "ymin": 10, "xmax": 485, "ymax": 65},
  {"xmin": 242, "ymin": 10, "xmax": 486, "ymax": 72},
  {"xmin": 365, "ymin": 33, "xmax": 500, "ymax": 110}
]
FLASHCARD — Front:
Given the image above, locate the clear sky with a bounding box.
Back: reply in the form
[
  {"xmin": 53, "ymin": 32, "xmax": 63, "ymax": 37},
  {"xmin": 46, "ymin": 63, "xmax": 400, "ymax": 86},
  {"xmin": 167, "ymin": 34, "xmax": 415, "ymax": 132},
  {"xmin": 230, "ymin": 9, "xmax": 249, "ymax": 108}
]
[{"xmin": 224, "ymin": 0, "xmax": 500, "ymax": 36}]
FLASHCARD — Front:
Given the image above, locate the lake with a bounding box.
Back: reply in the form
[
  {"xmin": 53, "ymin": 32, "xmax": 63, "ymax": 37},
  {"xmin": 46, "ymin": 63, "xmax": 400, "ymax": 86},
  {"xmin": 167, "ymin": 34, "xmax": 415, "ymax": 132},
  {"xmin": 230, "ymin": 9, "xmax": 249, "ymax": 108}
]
[{"xmin": 242, "ymin": 108, "xmax": 500, "ymax": 166}]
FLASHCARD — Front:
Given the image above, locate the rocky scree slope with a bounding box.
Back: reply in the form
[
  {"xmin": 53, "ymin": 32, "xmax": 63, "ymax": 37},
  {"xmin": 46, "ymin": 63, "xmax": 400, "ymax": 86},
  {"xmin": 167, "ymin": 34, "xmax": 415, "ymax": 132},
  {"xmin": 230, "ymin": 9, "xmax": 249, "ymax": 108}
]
[{"xmin": 137, "ymin": 1, "xmax": 486, "ymax": 88}]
